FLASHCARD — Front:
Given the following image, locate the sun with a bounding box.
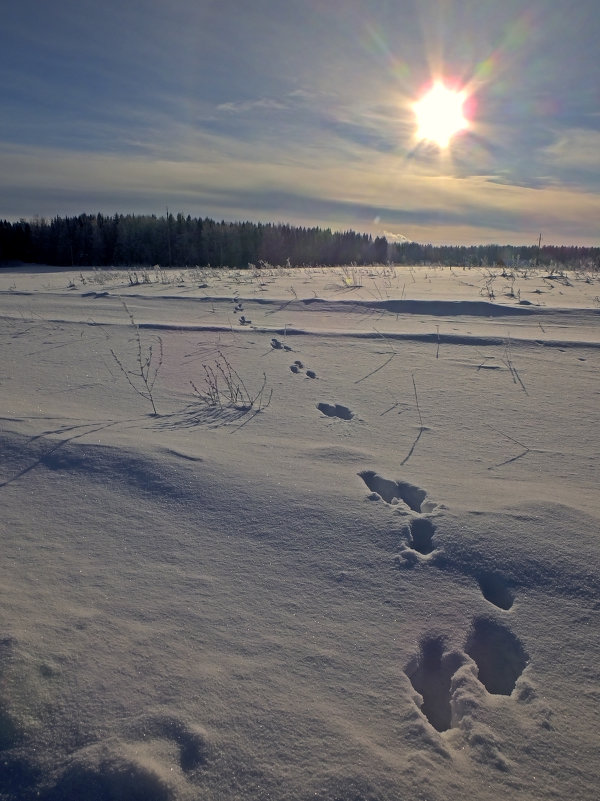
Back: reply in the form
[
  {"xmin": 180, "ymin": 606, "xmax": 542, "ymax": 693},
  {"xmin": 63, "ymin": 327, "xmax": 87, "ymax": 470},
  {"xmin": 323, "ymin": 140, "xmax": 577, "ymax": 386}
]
[{"xmin": 413, "ymin": 81, "xmax": 469, "ymax": 148}]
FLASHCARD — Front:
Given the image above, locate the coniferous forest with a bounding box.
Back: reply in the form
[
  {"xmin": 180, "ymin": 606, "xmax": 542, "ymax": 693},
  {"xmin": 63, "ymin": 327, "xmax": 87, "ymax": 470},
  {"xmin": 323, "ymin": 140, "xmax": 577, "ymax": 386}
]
[{"xmin": 1, "ymin": 213, "xmax": 598, "ymax": 269}]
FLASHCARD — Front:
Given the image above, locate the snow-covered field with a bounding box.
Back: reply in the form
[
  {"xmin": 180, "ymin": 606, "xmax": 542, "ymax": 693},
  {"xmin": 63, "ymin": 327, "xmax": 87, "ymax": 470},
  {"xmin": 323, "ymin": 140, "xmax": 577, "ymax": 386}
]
[{"xmin": 1, "ymin": 262, "xmax": 599, "ymax": 800}]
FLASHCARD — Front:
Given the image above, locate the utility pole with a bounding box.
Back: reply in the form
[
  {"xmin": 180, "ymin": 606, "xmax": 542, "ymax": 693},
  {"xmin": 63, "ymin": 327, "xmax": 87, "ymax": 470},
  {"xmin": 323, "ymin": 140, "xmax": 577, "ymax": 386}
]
[{"xmin": 166, "ymin": 206, "xmax": 172, "ymax": 268}]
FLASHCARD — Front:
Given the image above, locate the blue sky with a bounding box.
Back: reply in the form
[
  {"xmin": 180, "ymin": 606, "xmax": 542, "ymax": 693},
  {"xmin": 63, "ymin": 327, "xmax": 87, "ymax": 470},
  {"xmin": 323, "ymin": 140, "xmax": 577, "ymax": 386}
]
[{"xmin": 1, "ymin": 0, "xmax": 599, "ymax": 245}]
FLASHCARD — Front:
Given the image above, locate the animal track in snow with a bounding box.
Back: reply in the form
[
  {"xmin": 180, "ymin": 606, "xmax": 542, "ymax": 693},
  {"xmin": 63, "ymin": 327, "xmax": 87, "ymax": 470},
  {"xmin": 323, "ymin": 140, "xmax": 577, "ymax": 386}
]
[
  {"xmin": 271, "ymin": 337, "xmax": 291, "ymax": 351},
  {"xmin": 289, "ymin": 359, "xmax": 319, "ymax": 379},
  {"xmin": 42, "ymin": 745, "xmax": 172, "ymax": 801},
  {"xmin": 359, "ymin": 470, "xmax": 427, "ymax": 512},
  {"xmin": 125, "ymin": 713, "xmax": 209, "ymax": 773},
  {"xmin": 405, "ymin": 636, "xmax": 463, "ymax": 732},
  {"xmin": 317, "ymin": 403, "xmax": 354, "ymax": 421},
  {"xmin": 465, "ymin": 616, "xmax": 528, "ymax": 695},
  {"xmin": 409, "ymin": 518, "xmax": 435, "ymax": 555},
  {"xmin": 477, "ymin": 571, "xmax": 514, "ymax": 610},
  {"xmin": 406, "ymin": 617, "xmax": 530, "ymax": 738},
  {"xmin": 44, "ymin": 714, "xmax": 209, "ymax": 801}
]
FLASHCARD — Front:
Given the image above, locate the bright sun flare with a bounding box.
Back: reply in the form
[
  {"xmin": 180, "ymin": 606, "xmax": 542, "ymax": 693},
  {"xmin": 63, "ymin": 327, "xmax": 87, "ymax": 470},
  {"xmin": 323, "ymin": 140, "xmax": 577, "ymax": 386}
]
[{"xmin": 413, "ymin": 81, "xmax": 468, "ymax": 148}]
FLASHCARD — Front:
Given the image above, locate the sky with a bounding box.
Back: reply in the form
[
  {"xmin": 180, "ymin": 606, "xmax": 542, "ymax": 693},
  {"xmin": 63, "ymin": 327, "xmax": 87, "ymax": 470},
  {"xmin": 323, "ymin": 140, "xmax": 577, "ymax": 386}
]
[{"xmin": 1, "ymin": 0, "xmax": 599, "ymax": 246}]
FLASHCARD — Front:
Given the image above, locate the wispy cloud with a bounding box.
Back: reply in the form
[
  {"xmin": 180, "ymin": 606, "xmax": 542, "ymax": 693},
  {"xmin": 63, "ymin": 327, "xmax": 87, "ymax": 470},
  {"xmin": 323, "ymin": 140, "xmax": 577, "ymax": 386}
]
[
  {"xmin": 1, "ymin": 0, "xmax": 600, "ymax": 244},
  {"xmin": 542, "ymin": 128, "xmax": 600, "ymax": 171},
  {"xmin": 216, "ymin": 98, "xmax": 289, "ymax": 114},
  {"xmin": 2, "ymin": 136, "xmax": 599, "ymax": 244}
]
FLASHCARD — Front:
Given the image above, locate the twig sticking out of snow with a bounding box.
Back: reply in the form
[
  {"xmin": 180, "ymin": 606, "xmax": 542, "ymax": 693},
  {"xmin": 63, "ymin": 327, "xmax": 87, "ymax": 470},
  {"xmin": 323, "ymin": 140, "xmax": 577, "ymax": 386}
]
[{"xmin": 110, "ymin": 301, "xmax": 163, "ymax": 416}]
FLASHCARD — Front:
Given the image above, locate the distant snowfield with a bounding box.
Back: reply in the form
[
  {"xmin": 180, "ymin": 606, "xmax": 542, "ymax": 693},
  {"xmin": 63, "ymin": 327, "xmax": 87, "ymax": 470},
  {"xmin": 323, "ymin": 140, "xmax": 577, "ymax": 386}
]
[{"xmin": 1, "ymin": 263, "xmax": 599, "ymax": 800}]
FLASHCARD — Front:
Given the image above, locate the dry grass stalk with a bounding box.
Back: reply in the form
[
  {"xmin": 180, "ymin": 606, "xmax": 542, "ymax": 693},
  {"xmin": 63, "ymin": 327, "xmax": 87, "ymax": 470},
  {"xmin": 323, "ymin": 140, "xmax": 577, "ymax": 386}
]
[
  {"xmin": 110, "ymin": 302, "xmax": 163, "ymax": 415},
  {"xmin": 190, "ymin": 352, "xmax": 272, "ymax": 413}
]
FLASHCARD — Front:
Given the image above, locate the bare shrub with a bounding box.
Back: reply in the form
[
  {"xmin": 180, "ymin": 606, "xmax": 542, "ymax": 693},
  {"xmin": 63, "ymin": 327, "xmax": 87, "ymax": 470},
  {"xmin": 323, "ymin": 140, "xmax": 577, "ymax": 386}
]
[
  {"xmin": 110, "ymin": 302, "xmax": 163, "ymax": 415},
  {"xmin": 190, "ymin": 352, "xmax": 272, "ymax": 413}
]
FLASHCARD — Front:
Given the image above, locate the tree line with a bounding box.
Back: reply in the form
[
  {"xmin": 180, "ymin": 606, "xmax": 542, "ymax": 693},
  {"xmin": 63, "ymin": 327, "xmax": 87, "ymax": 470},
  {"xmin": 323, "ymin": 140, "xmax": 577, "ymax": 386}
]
[{"xmin": 1, "ymin": 213, "xmax": 598, "ymax": 269}]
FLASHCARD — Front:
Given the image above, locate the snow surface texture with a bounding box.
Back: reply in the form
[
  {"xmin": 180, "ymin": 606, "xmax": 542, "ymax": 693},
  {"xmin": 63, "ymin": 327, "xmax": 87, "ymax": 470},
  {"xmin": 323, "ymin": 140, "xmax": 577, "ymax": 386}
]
[{"xmin": 1, "ymin": 262, "xmax": 599, "ymax": 800}]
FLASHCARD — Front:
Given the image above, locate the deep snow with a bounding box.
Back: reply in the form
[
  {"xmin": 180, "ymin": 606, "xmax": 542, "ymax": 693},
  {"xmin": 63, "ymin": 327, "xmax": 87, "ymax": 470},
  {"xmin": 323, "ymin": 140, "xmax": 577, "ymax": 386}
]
[{"xmin": 1, "ymin": 262, "xmax": 599, "ymax": 800}]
